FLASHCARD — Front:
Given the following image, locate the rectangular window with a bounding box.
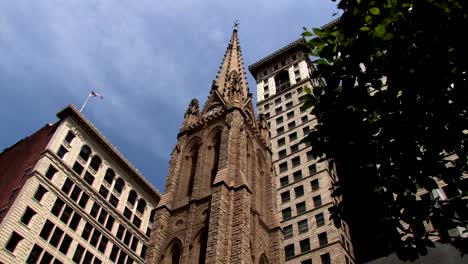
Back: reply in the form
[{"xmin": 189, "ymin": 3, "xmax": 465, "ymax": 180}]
[
  {"xmin": 275, "ymin": 98, "xmax": 282, "ymax": 105},
  {"xmin": 286, "ymin": 101, "xmax": 293, "ymax": 109},
  {"xmin": 300, "ymin": 238, "xmax": 311, "ymax": 253},
  {"xmin": 276, "ymin": 127, "xmax": 285, "ymax": 135},
  {"xmin": 306, "ymin": 151, "xmax": 314, "ymax": 161},
  {"xmin": 316, "ymin": 213, "xmax": 325, "ymax": 227},
  {"xmin": 72, "ymin": 162, "xmax": 84, "ymax": 175},
  {"xmin": 5, "ymin": 232, "xmax": 23, "ymax": 253},
  {"xmin": 118, "ymin": 250, "xmax": 127, "ymax": 264},
  {"xmin": 40, "ymin": 220, "xmax": 54, "ymax": 240},
  {"xmin": 124, "ymin": 207, "xmax": 132, "ymax": 220},
  {"xmin": 264, "ymin": 103, "xmax": 270, "ymax": 110},
  {"xmin": 296, "ymin": 202, "xmax": 306, "ymax": 214},
  {"xmin": 311, "ymin": 179, "xmax": 320, "ymax": 191},
  {"xmin": 282, "ymin": 208, "xmax": 292, "ymax": 220},
  {"xmin": 84, "ymin": 171, "xmax": 95, "ymax": 185},
  {"xmin": 81, "ymin": 222, "xmax": 93, "ymax": 241},
  {"xmin": 293, "ymin": 170, "xmax": 302, "ymax": 181},
  {"xmin": 297, "ymin": 86, "xmax": 303, "ymax": 93},
  {"xmin": 298, "ymin": 219, "xmax": 308, "ymax": 233},
  {"xmin": 278, "ymin": 149, "xmax": 287, "ymax": 159},
  {"xmin": 292, "ymin": 156, "xmax": 300, "ymax": 167},
  {"xmin": 51, "ymin": 198, "xmax": 65, "ymax": 216},
  {"xmin": 264, "ymin": 93, "xmax": 269, "ymax": 99},
  {"xmin": 57, "ymin": 145, "xmax": 68, "ymax": 158},
  {"xmin": 70, "ymin": 185, "xmax": 82, "ymax": 201},
  {"xmin": 90, "ymin": 203, "xmax": 100, "ymax": 218},
  {"xmin": 281, "ymin": 191, "xmax": 290, "ymax": 203},
  {"xmin": 59, "ymin": 234, "xmax": 72, "ymax": 254},
  {"xmin": 105, "ymin": 215, "xmax": 115, "ymax": 231},
  {"xmin": 285, "ymin": 244, "xmax": 295, "ymax": 259},
  {"xmin": 62, "ymin": 178, "xmax": 74, "ymax": 195},
  {"xmin": 321, "ymin": 253, "xmax": 331, "ymax": 264},
  {"xmin": 302, "ymin": 126, "xmax": 309, "ymax": 134},
  {"xmin": 98, "ymin": 210, "xmax": 108, "ymax": 225},
  {"xmin": 110, "ymin": 244, "xmax": 120, "ymax": 262},
  {"xmin": 132, "ymin": 216, "xmax": 142, "ymax": 228},
  {"xmin": 60, "ymin": 205, "xmax": 73, "ymax": 224},
  {"xmin": 98, "ymin": 236, "xmax": 108, "ymax": 253},
  {"xmin": 276, "ymin": 116, "xmax": 284, "ymax": 125},
  {"xmin": 146, "ymin": 227, "xmax": 152, "ymax": 237},
  {"xmin": 123, "ymin": 230, "xmax": 132, "ymax": 245},
  {"xmin": 21, "ymin": 207, "xmax": 36, "ymax": 225},
  {"xmin": 287, "ymin": 111, "xmax": 294, "ymax": 119},
  {"xmin": 109, "ymin": 195, "xmax": 119, "ymax": 208},
  {"xmin": 309, "ymin": 164, "xmax": 317, "ymax": 175},
  {"xmin": 279, "ymin": 162, "xmax": 288, "ymax": 173},
  {"xmin": 294, "ymin": 185, "xmax": 304, "ymax": 198},
  {"xmin": 116, "ymin": 225, "xmax": 125, "ymax": 240},
  {"xmin": 42, "ymin": 251, "xmax": 53, "ymax": 263},
  {"xmin": 49, "ymin": 226, "xmax": 64, "ymax": 248},
  {"xmin": 301, "ymin": 115, "xmax": 308, "ymax": 123},
  {"xmin": 290, "ymin": 144, "xmax": 299, "ymax": 153},
  {"xmin": 90, "ymin": 229, "xmax": 101, "ymax": 247},
  {"xmin": 285, "ymin": 92, "xmax": 292, "ymax": 100},
  {"xmin": 275, "ymin": 107, "xmax": 283, "ymax": 114},
  {"xmin": 34, "ymin": 185, "xmax": 47, "ymax": 202},
  {"xmin": 289, "ymin": 132, "xmax": 297, "ymax": 141},
  {"xmin": 313, "ymin": 195, "xmax": 322, "ymax": 207},
  {"xmin": 284, "ymin": 225, "xmax": 293, "ymax": 239},
  {"xmin": 27, "ymin": 244, "xmax": 44, "ymax": 264},
  {"xmin": 45, "ymin": 165, "xmax": 58, "ymax": 180},
  {"xmin": 69, "ymin": 213, "xmax": 81, "ymax": 231},
  {"xmin": 140, "ymin": 244, "xmax": 148, "ymax": 259},
  {"xmin": 288, "ymin": 121, "xmax": 296, "ymax": 129},
  {"xmin": 73, "ymin": 244, "xmax": 85, "ymax": 264},
  {"xmin": 64, "ymin": 131, "xmax": 76, "ymax": 144},
  {"xmin": 318, "ymin": 232, "xmax": 328, "ymax": 246},
  {"xmin": 83, "ymin": 251, "xmax": 94, "ymax": 264},
  {"xmin": 78, "ymin": 192, "xmax": 89, "ymax": 208},
  {"xmin": 280, "ymin": 176, "xmax": 289, "ymax": 187},
  {"xmin": 301, "ymin": 260, "xmax": 312, "ymax": 264},
  {"xmin": 131, "ymin": 237, "xmax": 139, "ymax": 251},
  {"xmin": 99, "ymin": 186, "xmax": 109, "ymax": 199}
]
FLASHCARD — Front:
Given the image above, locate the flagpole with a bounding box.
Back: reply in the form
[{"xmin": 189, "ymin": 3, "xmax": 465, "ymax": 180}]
[{"xmin": 80, "ymin": 93, "xmax": 92, "ymax": 112}]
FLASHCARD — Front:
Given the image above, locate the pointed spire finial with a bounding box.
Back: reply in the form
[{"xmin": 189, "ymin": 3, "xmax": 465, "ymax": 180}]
[{"xmin": 233, "ymin": 20, "xmax": 239, "ymax": 31}]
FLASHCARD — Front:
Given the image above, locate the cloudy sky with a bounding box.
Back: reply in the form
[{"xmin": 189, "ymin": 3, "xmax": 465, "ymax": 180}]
[{"xmin": 0, "ymin": 0, "xmax": 338, "ymax": 192}]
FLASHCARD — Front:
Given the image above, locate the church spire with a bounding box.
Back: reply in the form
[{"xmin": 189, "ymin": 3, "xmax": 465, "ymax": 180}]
[{"xmin": 213, "ymin": 22, "xmax": 251, "ymax": 104}]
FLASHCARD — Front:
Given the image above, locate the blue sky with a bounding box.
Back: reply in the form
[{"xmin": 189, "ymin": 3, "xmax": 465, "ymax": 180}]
[{"xmin": 0, "ymin": 0, "xmax": 338, "ymax": 192}]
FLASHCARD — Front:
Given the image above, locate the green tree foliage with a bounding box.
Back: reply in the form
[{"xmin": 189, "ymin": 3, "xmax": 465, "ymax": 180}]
[{"xmin": 302, "ymin": 0, "xmax": 467, "ymax": 261}]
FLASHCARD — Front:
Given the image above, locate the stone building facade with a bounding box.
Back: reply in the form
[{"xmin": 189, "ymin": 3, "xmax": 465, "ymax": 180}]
[
  {"xmin": 145, "ymin": 27, "xmax": 283, "ymax": 264},
  {"xmin": 0, "ymin": 105, "xmax": 160, "ymax": 264},
  {"xmin": 249, "ymin": 39, "xmax": 355, "ymax": 264}
]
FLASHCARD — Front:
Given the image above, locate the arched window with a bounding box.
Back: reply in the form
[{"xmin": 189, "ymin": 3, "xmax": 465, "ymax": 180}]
[
  {"xmin": 191, "ymin": 228, "xmax": 209, "ymax": 264},
  {"xmin": 137, "ymin": 199, "xmax": 147, "ymax": 214},
  {"xmin": 79, "ymin": 145, "xmax": 92, "ymax": 161},
  {"xmin": 150, "ymin": 209, "xmax": 156, "ymax": 222},
  {"xmin": 259, "ymin": 253, "xmax": 269, "ymax": 264},
  {"xmin": 114, "ymin": 178, "xmax": 125, "ymax": 193},
  {"xmin": 89, "ymin": 155, "xmax": 102, "ymax": 171},
  {"xmin": 162, "ymin": 239, "xmax": 182, "ymax": 264},
  {"xmin": 187, "ymin": 144, "xmax": 200, "ymax": 197},
  {"xmin": 104, "ymin": 169, "xmax": 115, "ymax": 184},
  {"xmin": 275, "ymin": 70, "xmax": 290, "ymax": 92},
  {"xmin": 127, "ymin": 190, "xmax": 137, "ymax": 206},
  {"xmin": 210, "ymin": 133, "xmax": 222, "ymax": 184}
]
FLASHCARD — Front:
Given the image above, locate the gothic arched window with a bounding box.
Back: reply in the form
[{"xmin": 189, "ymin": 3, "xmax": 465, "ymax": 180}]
[
  {"xmin": 79, "ymin": 145, "xmax": 91, "ymax": 161},
  {"xmin": 275, "ymin": 70, "xmax": 290, "ymax": 92},
  {"xmin": 127, "ymin": 190, "xmax": 137, "ymax": 206},
  {"xmin": 210, "ymin": 133, "xmax": 222, "ymax": 184},
  {"xmin": 162, "ymin": 239, "xmax": 182, "ymax": 264},
  {"xmin": 187, "ymin": 144, "xmax": 200, "ymax": 197},
  {"xmin": 89, "ymin": 155, "xmax": 102, "ymax": 171}
]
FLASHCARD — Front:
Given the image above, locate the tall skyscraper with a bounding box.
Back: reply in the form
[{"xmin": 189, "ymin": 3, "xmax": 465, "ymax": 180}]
[
  {"xmin": 0, "ymin": 105, "xmax": 160, "ymax": 264},
  {"xmin": 249, "ymin": 39, "xmax": 355, "ymax": 264},
  {"xmin": 145, "ymin": 27, "xmax": 283, "ymax": 264}
]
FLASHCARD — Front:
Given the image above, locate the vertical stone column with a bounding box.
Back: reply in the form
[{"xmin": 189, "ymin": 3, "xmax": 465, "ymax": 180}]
[{"xmin": 229, "ymin": 188, "xmax": 251, "ymax": 264}]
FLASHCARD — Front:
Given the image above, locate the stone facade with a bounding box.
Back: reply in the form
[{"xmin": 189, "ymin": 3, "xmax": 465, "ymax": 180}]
[
  {"xmin": 249, "ymin": 39, "xmax": 355, "ymax": 264},
  {"xmin": 0, "ymin": 105, "xmax": 160, "ymax": 264},
  {"xmin": 146, "ymin": 28, "xmax": 283, "ymax": 264}
]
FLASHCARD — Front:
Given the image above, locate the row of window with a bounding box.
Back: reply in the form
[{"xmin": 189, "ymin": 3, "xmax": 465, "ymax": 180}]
[
  {"xmin": 279, "ymin": 165, "xmax": 318, "ymax": 188},
  {"xmin": 258, "ymin": 54, "xmax": 299, "ymax": 79},
  {"xmin": 284, "ymin": 232, "xmax": 329, "ymax": 259},
  {"xmin": 281, "ymin": 195, "xmax": 322, "ymax": 221},
  {"xmin": 280, "ymin": 178, "xmax": 320, "ymax": 204},
  {"xmin": 283, "ymin": 213, "xmax": 325, "ymax": 239},
  {"xmin": 262, "ymin": 68, "xmax": 304, "ymax": 99}
]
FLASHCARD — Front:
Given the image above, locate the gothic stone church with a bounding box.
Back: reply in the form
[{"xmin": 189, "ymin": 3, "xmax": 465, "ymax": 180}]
[{"xmin": 145, "ymin": 27, "xmax": 284, "ymax": 264}]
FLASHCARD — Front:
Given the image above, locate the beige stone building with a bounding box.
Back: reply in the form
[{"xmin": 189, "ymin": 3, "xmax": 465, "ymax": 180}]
[
  {"xmin": 0, "ymin": 105, "xmax": 160, "ymax": 264},
  {"xmin": 249, "ymin": 39, "xmax": 355, "ymax": 264},
  {"xmin": 145, "ymin": 27, "xmax": 283, "ymax": 264}
]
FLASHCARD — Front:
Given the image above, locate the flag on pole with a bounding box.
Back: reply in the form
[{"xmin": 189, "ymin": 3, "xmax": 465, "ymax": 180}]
[{"xmin": 90, "ymin": 91, "xmax": 104, "ymax": 99}]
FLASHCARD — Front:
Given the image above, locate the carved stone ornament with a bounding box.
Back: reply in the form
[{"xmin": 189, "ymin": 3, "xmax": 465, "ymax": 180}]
[{"xmin": 185, "ymin": 99, "xmax": 200, "ymax": 117}]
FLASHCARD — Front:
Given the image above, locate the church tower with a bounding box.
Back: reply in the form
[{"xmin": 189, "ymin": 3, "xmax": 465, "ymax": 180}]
[{"xmin": 145, "ymin": 26, "xmax": 284, "ymax": 264}]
